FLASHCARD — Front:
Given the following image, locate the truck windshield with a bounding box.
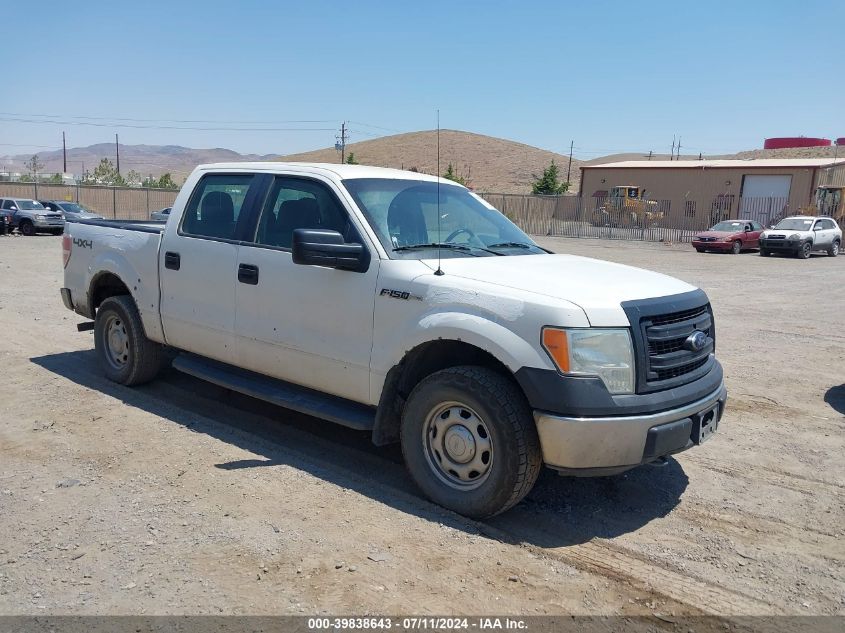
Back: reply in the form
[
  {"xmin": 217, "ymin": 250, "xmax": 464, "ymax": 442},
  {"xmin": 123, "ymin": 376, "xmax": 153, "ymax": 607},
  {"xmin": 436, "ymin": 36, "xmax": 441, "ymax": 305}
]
[
  {"xmin": 17, "ymin": 200, "xmax": 45, "ymax": 210},
  {"xmin": 343, "ymin": 178, "xmax": 544, "ymax": 258}
]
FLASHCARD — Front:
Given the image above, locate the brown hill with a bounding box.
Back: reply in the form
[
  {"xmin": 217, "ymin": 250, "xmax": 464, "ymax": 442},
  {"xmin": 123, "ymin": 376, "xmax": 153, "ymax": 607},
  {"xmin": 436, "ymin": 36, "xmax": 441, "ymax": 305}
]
[
  {"xmin": 730, "ymin": 146, "xmax": 843, "ymax": 160},
  {"xmin": 280, "ymin": 130, "xmax": 583, "ymax": 194},
  {"xmin": 6, "ymin": 144, "xmax": 280, "ymax": 183}
]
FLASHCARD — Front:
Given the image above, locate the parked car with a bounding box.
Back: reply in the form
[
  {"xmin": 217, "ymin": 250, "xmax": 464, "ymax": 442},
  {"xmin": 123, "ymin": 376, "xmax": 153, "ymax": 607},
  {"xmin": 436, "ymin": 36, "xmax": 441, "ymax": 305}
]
[
  {"xmin": 692, "ymin": 220, "xmax": 764, "ymax": 254},
  {"xmin": 0, "ymin": 197, "xmax": 65, "ymax": 235},
  {"xmin": 150, "ymin": 207, "xmax": 172, "ymax": 221},
  {"xmin": 61, "ymin": 163, "xmax": 726, "ymax": 519},
  {"xmin": 0, "ymin": 208, "xmax": 12, "ymax": 235},
  {"xmin": 759, "ymin": 216, "xmax": 841, "ymax": 258},
  {"xmin": 40, "ymin": 200, "xmax": 104, "ymax": 221}
]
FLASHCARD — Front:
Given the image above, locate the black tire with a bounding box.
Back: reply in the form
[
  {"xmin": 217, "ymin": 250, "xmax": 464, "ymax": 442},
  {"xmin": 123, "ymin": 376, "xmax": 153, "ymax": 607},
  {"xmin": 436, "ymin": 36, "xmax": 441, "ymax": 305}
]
[
  {"xmin": 759, "ymin": 249, "xmax": 770, "ymax": 257},
  {"xmin": 828, "ymin": 239, "xmax": 840, "ymax": 257},
  {"xmin": 796, "ymin": 241, "xmax": 812, "ymax": 259},
  {"xmin": 695, "ymin": 247, "xmax": 705, "ymax": 253},
  {"xmin": 19, "ymin": 220, "xmax": 34, "ymax": 236},
  {"xmin": 400, "ymin": 366, "xmax": 542, "ymax": 519},
  {"xmin": 731, "ymin": 240, "xmax": 742, "ymax": 255},
  {"xmin": 94, "ymin": 295, "xmax": 162, "ymax": 386}
]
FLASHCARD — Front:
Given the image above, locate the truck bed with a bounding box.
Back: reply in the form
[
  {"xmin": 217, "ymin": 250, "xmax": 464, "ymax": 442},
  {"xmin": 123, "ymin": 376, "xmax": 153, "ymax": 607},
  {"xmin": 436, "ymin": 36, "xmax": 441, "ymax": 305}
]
[{"xmin": 67, "ymin": 218, "xmax": 166, "ymax": 233}]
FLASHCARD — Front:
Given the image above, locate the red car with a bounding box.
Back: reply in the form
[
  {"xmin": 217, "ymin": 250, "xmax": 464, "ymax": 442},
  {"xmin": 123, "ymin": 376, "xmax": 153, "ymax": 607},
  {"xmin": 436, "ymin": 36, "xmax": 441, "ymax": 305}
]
[{"xmin": 692, "ymin": 220, "xmax": 764, "ymax": 254}]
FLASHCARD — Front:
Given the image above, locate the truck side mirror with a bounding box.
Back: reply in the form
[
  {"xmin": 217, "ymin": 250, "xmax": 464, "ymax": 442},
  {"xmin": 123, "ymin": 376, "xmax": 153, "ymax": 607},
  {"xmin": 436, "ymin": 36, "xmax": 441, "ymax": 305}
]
[{"xmin": 292, "ymin": 229, "xmax": 369, "ymax": 273}]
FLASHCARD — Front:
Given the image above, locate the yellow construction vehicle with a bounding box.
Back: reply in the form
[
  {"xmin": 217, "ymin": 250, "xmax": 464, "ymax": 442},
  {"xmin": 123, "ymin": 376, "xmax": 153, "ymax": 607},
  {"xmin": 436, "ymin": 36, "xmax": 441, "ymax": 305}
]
[
  {"xmin": 798, "ymin": 185, "xmax": 845, "ymax": 224},
  {"xmin": 590, "ymin": 185, "xmax": 663, "ymax": 228}
]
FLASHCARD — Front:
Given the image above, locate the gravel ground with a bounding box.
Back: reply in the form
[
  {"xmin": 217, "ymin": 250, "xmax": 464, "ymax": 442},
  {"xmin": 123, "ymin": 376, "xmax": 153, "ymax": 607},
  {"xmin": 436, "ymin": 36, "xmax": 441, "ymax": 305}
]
[{"xmin": 0, "ymin": 234, "xmax": 842, "ymax": 617}]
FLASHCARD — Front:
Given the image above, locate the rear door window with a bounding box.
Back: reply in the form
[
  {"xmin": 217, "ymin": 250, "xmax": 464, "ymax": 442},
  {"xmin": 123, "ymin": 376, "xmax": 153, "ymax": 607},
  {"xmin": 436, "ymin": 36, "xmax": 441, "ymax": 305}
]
[{"xmin": 180, "ymin": 174, "xmax": 255, "ymax": 241}]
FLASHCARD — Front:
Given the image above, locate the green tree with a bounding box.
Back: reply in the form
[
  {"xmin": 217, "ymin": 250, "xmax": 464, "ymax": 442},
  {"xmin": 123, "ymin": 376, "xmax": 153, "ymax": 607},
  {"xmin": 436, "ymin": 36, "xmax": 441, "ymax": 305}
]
[
  {"xmin": 345, "ymin": 152, "xmax": 359, "ymax": 165},
  {"xmin": 91, "ymin": 158, "xmax": 126, "ymax": 186},
  {"xmin": 156, "ymin": 173, "xmax": 179, "ymax": 189},
  {"xmin": 25, "ymin": 155, "xmax": 45, "ymax": 180},
  {"xmin": 442, "ymin": 162, "xmax": 468, "ymax": 186},
  {"xmin": 531, "ymin": 160, "xmax": 569, "ymax": 195},
  {"xmin": 125, "ymin": 170, "xmax": 142, "ymax": 186},
  {"xmin": 48, "ymin": 173, "xmax": 64, "ymax": 184}
]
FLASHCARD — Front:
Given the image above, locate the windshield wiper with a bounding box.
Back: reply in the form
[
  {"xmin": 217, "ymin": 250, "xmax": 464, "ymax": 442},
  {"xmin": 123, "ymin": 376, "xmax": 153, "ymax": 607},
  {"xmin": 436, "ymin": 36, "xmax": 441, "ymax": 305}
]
[
  {"xmin": 392, "ymin": 243, "xmax": 503, "ymax": 256},
  {"xmin": 487, "ymin": 242, "xmax": 533, "ymax": 249}
]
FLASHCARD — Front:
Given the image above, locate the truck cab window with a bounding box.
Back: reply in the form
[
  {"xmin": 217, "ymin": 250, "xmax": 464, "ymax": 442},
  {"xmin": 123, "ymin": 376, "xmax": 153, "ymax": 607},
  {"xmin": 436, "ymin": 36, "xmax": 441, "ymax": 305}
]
[
  {"xmin": 254, "ymin": 177, "xmax": 353, "ymax": 249},
  {"xmin": 181, "ymin": 174, "xmax": 254, "ymax": 240}
]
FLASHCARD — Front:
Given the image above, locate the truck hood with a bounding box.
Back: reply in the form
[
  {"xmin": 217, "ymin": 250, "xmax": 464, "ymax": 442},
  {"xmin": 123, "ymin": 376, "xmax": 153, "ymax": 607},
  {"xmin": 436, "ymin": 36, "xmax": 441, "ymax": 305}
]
[{"xmin": 424, "ymin": 254, "xmax": 697, "ymax": 326}]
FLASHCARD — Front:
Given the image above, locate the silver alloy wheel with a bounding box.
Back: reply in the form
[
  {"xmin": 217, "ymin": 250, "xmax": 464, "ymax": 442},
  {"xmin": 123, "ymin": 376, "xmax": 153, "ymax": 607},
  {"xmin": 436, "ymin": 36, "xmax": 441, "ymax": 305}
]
[
  {"xmin": 732, "ymin": 240, "xmax": 741, "ymax": 254},
  {"xmin": 422, "ymin": 401, "xmax": 493, "ymax": 490},
  {"xmin": 103, "ymin": 313, "xmax": 130, "ymax": 370},
  {"xmin": 802, "ymin": 242, "xmax": 811, "ymax": 258},
  {"xmin": 833, "ymin": 241, "xmax": 840, "ymax": 256}
]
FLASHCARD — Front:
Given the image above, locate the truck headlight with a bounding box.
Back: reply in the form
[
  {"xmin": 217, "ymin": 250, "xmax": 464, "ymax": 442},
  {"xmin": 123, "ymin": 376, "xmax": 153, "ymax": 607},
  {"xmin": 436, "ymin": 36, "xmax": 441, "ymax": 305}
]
[
  {"xmin": 788, "ymin": 233, "xmax": 800, "ymax": 241},
  {"xmin": 542, "ymin": 327, "xmax": 635, "ymax": 394}
]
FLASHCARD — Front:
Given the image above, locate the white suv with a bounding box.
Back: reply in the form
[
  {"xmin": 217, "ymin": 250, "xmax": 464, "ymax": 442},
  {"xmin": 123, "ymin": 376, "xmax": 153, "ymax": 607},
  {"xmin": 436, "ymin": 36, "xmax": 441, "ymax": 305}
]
[{"xmin": 759, "ymin": 216, "xmax": 841, "ymax": 259}]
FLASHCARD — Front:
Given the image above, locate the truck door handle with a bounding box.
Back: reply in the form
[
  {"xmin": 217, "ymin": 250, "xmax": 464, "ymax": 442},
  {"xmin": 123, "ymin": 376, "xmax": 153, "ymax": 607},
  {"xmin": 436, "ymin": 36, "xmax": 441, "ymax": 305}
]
[
  {"xmin": 164, "ymin": 251, "xmax": 181, "ymax": 270},
  {"xmin": 238, "ymin": 263, "xmax": 259, "ymax": 285}
]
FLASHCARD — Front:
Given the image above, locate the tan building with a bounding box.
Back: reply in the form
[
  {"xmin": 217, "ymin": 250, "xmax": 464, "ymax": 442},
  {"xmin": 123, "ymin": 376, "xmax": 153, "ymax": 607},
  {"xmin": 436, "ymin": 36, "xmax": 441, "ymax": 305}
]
[{"xmin": 580, "ymin": 158, "xmax": 845, "ymax": 225}]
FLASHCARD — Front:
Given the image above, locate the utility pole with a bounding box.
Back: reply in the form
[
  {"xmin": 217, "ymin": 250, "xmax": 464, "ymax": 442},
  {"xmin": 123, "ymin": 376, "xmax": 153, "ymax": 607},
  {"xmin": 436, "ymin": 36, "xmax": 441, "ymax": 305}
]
[
  {"xmin": 62, "ymin": 131, "xmax": 67, "ymax": 174},
  {"xmin": 336, "ymin": 122, "xmax": 349, "ymax": 164},
  {"xmin": 676, "ymin": 136, "xmax": 682, "ymax": 160},
  {"xmin": 115, "ymin": 133, "xmax": 120, "ymax": 175},
  {"xmin": 647, "ymin": 150, "xmax": 653, "ymax": 160},
  {"xmin": 670, "ymin": 136, "xmax": 675, "ymax": 161},
  {"xmin": 566, "ymin": 140, "xmax": 574, "ymax": 186}
]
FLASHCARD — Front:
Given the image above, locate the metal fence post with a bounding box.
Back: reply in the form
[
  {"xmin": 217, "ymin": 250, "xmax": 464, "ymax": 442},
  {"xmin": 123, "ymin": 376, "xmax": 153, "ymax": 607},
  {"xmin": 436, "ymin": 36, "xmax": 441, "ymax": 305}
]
[
  {"xmin": 113, "ymin": 187, "xmax": 117, "ymax": 219},
  {"xmin": 146, "ymin": 187, "xmax": 150, "ymax": 214}
]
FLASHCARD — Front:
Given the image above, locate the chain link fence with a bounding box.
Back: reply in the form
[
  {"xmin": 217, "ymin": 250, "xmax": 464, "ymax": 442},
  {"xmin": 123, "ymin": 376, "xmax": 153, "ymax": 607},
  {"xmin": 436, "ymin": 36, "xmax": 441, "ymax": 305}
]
[
  {"xmin": 480, "ymin": 193, "xmax": 796, "ymax": 242},
  {"xmin": 0, "ymin": 182, "xmax": 179, "ymax": 220}
]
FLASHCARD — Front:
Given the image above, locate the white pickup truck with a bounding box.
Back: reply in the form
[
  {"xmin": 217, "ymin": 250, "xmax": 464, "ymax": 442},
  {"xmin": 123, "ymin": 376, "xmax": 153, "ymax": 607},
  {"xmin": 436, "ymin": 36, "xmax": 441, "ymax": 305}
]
[{"xmin": 61, "ymin": 163, "xmax": 726, "ymax": 518}]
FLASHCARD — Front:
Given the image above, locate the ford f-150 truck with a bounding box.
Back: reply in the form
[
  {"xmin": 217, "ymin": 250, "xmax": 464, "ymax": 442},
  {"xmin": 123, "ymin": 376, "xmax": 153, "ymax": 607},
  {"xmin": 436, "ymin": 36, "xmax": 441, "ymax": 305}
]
[{"xmin": 61, "ymin": 163, "xmax": 726, "ymax": 518}]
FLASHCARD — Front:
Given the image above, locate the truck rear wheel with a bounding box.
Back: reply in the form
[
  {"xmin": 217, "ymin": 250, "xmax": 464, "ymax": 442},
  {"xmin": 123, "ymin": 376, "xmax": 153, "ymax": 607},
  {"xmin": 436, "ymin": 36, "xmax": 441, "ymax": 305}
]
[
  {"xmin": 829, "ymin": 239, "xmax": 840, "ymax": 257},
  {"xmin": 94, "ymin": 295, "xmax": 162, "ymax": 386},
  {"xmin": 400, "ymin": 366, "xmax": 541, "ymax": 519}
]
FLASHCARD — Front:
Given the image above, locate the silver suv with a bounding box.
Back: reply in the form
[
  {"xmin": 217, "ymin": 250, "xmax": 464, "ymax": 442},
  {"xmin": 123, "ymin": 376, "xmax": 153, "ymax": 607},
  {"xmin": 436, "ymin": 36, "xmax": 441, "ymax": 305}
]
[
  {"xmin": 759, "ymin": 216, "xmax": 842, "ymax": 259},
  {"xmin": 0, "ymin": 198, "xmax": 65, "ymax": 236}
]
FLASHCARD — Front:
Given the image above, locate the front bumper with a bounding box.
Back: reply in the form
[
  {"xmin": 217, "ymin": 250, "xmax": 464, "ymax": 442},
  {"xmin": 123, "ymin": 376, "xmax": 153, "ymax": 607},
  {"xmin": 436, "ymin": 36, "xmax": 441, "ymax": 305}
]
[
  {"xmin": 692, "ymin": 240, "xmax": 731, "ymax": 250},
  {"xmin": 34, "ymin": 219, "xmax": 66, "ymax": 229},
  {"xmin": 760, "ymin": 238, "xmax": 800, "ymax": 252},
  {"xmin": 534, "ymin": 383, "xmax": 727, "ymax": 474}
]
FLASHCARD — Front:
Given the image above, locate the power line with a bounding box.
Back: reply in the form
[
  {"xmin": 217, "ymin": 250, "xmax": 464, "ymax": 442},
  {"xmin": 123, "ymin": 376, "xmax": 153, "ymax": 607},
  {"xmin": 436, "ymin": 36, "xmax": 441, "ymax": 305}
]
[
  {"xmin": 0, "ymin": 116, "xmax": 335, "ymax": 132},
  {"xmin": 0, "ymin": 111, "xmax": 336, "ymax": 125}
]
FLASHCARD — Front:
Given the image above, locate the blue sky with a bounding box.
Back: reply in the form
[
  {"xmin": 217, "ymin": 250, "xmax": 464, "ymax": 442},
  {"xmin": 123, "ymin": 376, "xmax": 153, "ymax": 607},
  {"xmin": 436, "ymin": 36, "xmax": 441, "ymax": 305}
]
[{"xmin": 3, "ymin": 0, "xmax": 843, "ymax": 160}]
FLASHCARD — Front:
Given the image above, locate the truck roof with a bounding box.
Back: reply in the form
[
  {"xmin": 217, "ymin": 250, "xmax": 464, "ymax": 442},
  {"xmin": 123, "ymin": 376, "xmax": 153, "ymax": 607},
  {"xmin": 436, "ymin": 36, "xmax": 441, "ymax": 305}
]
[{"xmin": 194, "ymin": 162, "xmax": 452, "ymax": 184}]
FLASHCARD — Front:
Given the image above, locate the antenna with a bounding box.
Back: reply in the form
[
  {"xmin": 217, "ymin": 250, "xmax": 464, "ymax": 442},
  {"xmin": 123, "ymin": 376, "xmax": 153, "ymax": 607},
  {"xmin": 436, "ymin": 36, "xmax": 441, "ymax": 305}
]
[{"xmin": 434, "ymin": 110, "xmax": 444, "ymax": 276}]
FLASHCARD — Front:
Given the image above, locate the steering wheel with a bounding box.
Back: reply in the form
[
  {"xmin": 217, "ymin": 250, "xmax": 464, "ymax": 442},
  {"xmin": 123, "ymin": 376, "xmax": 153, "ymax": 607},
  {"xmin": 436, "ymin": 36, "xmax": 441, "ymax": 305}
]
[{"xmin": 445, "ymin": 227, "xmax": 478, "ymax": 244}]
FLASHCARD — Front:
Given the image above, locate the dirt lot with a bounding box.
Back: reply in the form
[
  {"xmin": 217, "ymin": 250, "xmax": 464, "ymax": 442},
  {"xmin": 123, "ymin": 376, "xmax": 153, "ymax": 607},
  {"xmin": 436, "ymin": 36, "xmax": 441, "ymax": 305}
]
[{"xmin": 0, "ymin": 234, "xmax": 842, "ymax": 617}]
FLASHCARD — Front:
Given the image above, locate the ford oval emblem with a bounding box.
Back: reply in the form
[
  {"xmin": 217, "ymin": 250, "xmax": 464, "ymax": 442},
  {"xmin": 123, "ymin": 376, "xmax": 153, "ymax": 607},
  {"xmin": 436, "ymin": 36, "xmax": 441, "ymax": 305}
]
[{"xmin": 684, "ymin": 331, "xmax": 708, "ymax": 352}]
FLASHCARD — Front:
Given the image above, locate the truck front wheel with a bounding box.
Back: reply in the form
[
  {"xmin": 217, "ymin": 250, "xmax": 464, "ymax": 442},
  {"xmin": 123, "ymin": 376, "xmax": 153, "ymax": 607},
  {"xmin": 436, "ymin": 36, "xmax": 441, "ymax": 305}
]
[
  {"xmin": 19, "ymin": 220, "xmax": 34, "ymax": 236},
  {"xmin": 94, "ymin": 295, "xmax": 162, "ymax": 386},
  {"xmin": 400, "ymin": 366, "xmax": 542, "ymax": 519}
]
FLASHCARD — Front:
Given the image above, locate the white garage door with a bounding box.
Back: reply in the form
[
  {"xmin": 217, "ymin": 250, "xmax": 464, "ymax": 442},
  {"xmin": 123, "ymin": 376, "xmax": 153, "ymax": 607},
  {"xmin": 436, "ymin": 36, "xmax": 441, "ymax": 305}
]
[
  {"xmin": 741, "ymin": 175, "xmax": 792, "ymax": 198},
  {"xmin": 740, "ymin": 174, "xmax": 792, "ymax": 219}
]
